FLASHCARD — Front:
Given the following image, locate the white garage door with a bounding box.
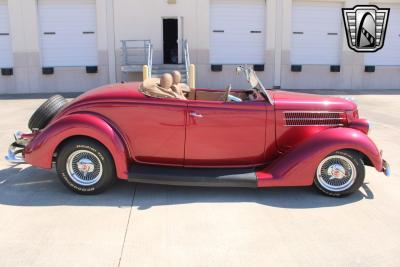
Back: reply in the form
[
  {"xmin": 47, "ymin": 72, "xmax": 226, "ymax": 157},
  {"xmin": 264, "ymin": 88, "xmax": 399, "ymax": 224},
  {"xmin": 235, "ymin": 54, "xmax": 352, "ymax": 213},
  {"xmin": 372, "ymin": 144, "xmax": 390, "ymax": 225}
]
[
  {"xmin": 38, "ymin": 0, "xmax": 98, "ymax": 67},
  {"xmin": 0, "ymin": 0, "xmax": 12, "ymax": 68},
  {"xmin": 210, "ymin": 0, "xmax": 265, "ymax": 64},
  {"xmin": 365, "ymin": 5, "xmax": 400, "ymax": 66},
  {"xmin": 291, "ymin": 2, "xmax": 342, "ymax": 65}
]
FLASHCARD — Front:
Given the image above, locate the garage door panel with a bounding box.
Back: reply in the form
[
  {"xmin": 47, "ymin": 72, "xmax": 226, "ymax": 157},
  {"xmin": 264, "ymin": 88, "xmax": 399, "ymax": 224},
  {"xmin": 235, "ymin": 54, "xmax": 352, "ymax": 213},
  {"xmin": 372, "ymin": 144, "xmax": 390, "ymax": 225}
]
[
  {"xmin": 0, "ymin": 0, "xmax": 12, "ymax": 68},
  {"xmin": 365, "ymin": 6, "xmax": 400, "ymax": 66},
  {"xmin": 291, "ymin": 2, "xmax": 342, "ymax": 65},
  {"xmin": 210, "ymin": 0, "xmax": 265, "ymax": 64},
  {"xmin": 39, "ymin": 0, "xmax": 98, "ymax": 67}
]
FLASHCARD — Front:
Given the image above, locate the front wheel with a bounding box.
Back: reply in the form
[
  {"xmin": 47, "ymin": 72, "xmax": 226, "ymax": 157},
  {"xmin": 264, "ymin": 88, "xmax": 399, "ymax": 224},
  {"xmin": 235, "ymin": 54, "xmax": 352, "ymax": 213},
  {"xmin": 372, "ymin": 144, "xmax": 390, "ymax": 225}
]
[
  {"xmin": 314, "ymin": 150, "xmax": 365, "ymax": 197},
  {"xmin": 56, "ymin": 138, "xmax": 116, "ymax": 194}
]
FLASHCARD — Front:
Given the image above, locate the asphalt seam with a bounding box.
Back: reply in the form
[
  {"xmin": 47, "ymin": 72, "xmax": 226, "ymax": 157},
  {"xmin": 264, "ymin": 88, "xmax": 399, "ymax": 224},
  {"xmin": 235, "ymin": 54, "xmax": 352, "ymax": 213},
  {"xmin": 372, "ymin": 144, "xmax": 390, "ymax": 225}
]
[{"xmin": 118, "ymin": 183, "xmax": 137, "ymax": 267}]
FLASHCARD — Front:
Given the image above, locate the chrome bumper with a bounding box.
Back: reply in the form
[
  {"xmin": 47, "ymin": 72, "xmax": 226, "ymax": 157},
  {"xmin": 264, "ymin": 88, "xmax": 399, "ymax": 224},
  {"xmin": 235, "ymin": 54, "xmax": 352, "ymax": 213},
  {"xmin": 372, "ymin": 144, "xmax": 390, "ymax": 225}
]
[
  {"xmin": 4, "ymin": 131, "xmax": 28, "ymax": 164},
  {"xmin": 5, "ymin": 143, "xmax": 25, "ymax": 164},
  {"xmin": 382, "ymin": 160, "xmax": 391, "ymax": 177}
]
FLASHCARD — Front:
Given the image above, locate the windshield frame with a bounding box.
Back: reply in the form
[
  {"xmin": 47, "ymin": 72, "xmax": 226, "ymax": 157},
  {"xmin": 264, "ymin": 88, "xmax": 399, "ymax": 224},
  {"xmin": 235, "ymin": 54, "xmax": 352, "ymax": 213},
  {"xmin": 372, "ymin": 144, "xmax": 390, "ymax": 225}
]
[{"xmin": 238, "ymin": 66, "xmax": 274, "ymax": 104}]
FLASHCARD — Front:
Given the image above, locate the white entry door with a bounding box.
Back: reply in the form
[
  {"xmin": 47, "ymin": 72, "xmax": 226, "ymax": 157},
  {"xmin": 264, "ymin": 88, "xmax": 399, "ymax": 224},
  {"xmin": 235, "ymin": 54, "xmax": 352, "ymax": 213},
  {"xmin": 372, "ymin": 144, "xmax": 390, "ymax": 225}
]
[
  {"xmin": 38, "ymin": 0, "xmax": 98, "ymax": 67},
  {"xmin": 291, "ymin": 2, "xmax": 342, "ymax": 65},
  {"xmin": 0, "ymin": 0, "xmax": 12, "ymax": 68},
  {"xmin": 210, "ymin": 0, "xmax": 266, "ymax": 64}
]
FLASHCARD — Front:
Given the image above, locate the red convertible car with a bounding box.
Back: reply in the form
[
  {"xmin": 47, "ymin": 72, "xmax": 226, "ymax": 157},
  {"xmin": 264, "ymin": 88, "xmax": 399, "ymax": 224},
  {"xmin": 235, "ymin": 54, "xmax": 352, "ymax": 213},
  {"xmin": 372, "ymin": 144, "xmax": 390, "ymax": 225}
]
[{"xmin": 6, "ymin": 66, "xmax": 390, "ymax": 196}]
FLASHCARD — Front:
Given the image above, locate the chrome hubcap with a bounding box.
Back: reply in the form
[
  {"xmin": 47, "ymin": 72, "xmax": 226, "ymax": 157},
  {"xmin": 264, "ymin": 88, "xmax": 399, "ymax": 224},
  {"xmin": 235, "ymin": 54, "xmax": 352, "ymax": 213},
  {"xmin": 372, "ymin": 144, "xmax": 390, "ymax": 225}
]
[
  {"xmin": 77, "ymin": 158, "xmax": 95, "ymax": 176},
  {"xmin": 327, "ymin": 164, "xmax": 346, "ymax": 179},
  {"xmin": 66, "ymin": 150, "xmax": 103, "ymax": 186},
  {"xmin": 317, "ymin": 155, "xmax": 356, "ymax": 192}
]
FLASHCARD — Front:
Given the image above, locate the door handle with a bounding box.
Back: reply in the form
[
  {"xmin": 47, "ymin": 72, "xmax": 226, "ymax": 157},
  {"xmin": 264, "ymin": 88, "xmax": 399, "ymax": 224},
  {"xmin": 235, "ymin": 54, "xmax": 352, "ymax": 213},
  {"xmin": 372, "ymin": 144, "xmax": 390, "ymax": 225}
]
[{"xmin": 189, "ymin": 112, "xmax": 203, "ymax": 118}]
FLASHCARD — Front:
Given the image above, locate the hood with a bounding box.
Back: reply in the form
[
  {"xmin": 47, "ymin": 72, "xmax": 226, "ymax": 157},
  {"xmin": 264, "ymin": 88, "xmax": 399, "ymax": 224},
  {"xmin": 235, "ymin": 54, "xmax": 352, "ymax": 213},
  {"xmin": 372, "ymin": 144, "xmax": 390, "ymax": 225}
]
[{"xmin": 271, "ymin": 90, "xmax": 357, "ymax": 111}]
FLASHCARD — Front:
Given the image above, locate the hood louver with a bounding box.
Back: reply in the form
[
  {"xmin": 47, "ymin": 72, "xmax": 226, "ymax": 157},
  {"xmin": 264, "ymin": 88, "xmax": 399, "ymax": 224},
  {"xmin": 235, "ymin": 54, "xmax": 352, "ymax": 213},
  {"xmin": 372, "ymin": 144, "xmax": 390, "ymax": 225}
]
[{"xmin": 284, "ymin": 111, "xmax": 346, "ymax": 126}]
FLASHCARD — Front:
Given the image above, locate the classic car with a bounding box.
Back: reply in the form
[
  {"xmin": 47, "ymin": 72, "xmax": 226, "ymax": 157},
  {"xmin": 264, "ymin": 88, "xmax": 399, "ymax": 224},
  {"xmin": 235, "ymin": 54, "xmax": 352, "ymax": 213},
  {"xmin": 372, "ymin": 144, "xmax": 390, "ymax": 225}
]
[{"xmin": 5, "ymin": 66, "xmax": 390, "ymax": 196}]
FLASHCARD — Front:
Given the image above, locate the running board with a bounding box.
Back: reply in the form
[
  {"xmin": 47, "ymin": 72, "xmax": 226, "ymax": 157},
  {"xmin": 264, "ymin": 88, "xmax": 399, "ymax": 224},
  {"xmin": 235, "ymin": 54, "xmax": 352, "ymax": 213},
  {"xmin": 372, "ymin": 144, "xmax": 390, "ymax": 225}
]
[{"xmin": 128, "ymin": 164, "xmax": 257, "ymax": 187}]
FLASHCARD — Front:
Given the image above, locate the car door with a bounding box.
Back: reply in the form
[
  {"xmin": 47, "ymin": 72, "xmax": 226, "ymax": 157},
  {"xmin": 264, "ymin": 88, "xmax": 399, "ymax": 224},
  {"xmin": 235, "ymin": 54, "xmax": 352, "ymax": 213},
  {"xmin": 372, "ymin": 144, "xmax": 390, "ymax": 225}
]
[
  {"xmin": 107, "ymin": 97, "xmax": 187, "ymax": 166},
  {"xmin": 185, "ymin": 99, "xmax": 267, "ymax": 167}
]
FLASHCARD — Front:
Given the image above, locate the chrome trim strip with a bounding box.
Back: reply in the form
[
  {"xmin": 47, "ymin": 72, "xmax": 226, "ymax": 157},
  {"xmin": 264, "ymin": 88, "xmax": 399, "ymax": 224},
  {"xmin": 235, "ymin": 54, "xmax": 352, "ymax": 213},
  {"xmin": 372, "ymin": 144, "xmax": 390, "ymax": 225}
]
[
  {"xmin": 283, "ymin": 111, "xmax": 345, "ymax": 114},
  {"xmin": 286, "ymin": 118, "xmax": 341, "ymax": 121},
  {"xmin": 285, "ymin": 124, "xmax": 344, "ymax": 127}
]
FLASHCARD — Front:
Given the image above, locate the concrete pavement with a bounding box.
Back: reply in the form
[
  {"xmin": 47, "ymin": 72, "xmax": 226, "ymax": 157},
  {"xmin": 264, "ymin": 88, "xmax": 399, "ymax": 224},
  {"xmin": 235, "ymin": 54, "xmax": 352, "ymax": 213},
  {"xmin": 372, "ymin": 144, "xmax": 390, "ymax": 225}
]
[{"xmin": 0, "ymin": 94, "xmax": 399, "ymax": 267}]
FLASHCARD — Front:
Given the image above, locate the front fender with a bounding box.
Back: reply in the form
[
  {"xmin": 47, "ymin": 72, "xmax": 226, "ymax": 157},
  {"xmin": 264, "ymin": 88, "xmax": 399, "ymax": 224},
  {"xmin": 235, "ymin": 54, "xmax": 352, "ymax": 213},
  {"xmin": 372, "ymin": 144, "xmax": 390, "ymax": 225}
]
[
  {"xmin": 24, "ymin": 114, "xmax": 130, "ymax": 179},
  {"xmin": 257, "ymin": 127, "xmax": 383, "ymax": 187}
]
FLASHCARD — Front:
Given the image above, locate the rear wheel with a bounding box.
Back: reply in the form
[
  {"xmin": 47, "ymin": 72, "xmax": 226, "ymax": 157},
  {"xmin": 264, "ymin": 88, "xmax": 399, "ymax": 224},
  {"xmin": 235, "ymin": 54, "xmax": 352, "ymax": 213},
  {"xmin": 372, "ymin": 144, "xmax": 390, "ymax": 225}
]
[
  {"xmin": 314, "ymin": 150, "xmax": 365, "ymax": 197},
  {"xmin": 56, "ymin": 138, "xmax": 116, "ymax": 194}
]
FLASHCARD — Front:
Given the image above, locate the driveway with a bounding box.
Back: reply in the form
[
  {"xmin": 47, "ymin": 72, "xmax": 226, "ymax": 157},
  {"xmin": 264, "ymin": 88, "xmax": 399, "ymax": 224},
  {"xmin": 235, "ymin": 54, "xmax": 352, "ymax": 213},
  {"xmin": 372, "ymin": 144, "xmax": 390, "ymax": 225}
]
[{"xmin": 0, "ymin": 93, "xmax": 399, "ymax": 267}]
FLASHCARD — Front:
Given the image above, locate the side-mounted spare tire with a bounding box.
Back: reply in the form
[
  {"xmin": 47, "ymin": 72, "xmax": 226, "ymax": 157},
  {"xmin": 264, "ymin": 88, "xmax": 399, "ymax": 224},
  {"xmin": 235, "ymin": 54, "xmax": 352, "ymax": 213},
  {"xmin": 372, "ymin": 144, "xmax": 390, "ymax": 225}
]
[{"xmin": 28, "ymin": 95, "xmax": 68, "ymax": 130}]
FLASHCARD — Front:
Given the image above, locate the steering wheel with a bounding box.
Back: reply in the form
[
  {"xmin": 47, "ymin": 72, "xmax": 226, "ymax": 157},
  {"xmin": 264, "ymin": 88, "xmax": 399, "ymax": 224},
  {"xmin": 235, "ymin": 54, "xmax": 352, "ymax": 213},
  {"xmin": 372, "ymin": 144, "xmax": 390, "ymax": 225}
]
[{"xmin": 220, "ymin": 84, "xmax": 232, "ymax": 102}]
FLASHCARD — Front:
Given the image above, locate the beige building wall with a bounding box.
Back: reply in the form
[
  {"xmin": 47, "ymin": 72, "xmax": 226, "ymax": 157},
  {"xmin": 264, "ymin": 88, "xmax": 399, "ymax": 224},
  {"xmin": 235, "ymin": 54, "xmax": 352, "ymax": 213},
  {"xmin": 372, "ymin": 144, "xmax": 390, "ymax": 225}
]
[
  {"xmin": 0, "ymin": 0, "xmax": 399, "ymax": 94},
  {"xmin": 0, "ymin": 0, "xmax": 110, "ymax": 94},
  {"xmin": 113, "ymin": 0, "xmax": 278, "ymax": 89},
  {"xmin": 280, "ymin": 0, "xmax": 400, "ymax": 90}
]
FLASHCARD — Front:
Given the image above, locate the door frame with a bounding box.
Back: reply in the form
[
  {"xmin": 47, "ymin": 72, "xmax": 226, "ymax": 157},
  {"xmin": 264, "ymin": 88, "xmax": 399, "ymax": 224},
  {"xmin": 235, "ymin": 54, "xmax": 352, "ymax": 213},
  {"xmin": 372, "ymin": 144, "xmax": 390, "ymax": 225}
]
[
  {"xmin": 184, "ymin": 99, "xmax": 268, "ymax": 167},
  {"xmin": 161, "ymin": 16, "xmax": 183, "ymax": 64}
]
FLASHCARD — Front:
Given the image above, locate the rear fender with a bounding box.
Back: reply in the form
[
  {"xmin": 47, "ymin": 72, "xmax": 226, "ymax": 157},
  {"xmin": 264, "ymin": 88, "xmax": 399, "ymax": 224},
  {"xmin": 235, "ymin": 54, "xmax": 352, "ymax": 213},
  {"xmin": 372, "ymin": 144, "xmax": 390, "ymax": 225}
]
[
  {"xmin": 257, "ymin": 127, "xmax": 383, "ymax": 187},
  {"xmin": 24, "ymin": 114, "xmax": 130, "ymax": 179}
]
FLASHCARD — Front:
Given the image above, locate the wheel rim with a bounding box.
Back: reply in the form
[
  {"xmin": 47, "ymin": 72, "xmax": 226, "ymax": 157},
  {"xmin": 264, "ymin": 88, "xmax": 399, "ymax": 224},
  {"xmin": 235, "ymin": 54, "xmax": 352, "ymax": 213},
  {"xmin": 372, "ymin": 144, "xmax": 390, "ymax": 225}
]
[
  {"xmin": 316, "ymin": 155, "xmax": 357, "ymax": 192},
  {"xmin": 66, "ymin": 150, "xmax": 103, "ymax": 186}
]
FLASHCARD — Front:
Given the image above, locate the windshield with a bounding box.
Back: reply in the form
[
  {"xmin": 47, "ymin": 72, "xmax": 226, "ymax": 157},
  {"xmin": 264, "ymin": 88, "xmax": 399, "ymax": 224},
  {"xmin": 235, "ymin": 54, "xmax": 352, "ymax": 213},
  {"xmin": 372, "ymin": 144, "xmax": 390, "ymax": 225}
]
[{"xmin": 237, "ymin": 66, "xmax": 274, "ymax": 104}]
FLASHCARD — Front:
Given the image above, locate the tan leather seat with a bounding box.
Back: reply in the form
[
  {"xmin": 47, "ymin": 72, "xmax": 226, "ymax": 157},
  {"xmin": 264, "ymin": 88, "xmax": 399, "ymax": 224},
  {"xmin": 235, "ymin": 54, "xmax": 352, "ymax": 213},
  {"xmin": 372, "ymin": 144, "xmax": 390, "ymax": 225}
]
[
  {"xmin": 140, "ymin": 73, "xmax": 185, "ymax": 99},
  {"xmin": 171, "ymin": 71, "xmax": 191, "ymax": 99}
]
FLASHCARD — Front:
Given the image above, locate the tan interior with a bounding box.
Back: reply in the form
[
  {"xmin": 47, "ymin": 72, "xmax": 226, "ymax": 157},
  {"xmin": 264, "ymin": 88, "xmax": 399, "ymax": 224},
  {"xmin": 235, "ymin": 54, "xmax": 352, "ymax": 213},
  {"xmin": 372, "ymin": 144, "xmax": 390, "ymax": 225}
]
[
  {"xmin": 140, "ymin": 73, "xmax": 251, "ymax": 101},
  {"xmin": 193, "ymin": 90, "xmax": 249, "ymax": 101},
  {"xmin": 140, "ymin": 77, "xmax": 178, "ymax": 99},
  {"xmin": 186, "ymin": 90, "xmax": 196, "ymax": 100}
]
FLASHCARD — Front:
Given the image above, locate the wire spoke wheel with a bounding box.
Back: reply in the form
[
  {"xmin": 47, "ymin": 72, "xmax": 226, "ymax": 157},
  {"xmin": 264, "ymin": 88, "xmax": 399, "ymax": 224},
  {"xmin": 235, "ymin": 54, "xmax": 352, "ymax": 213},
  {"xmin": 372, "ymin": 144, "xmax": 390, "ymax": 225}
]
[
  {"xmin": 57, "ymin": 138, "xmax": 116, "ymax": 194},
  {"xmin": 66, "ymin": 150, "xmax": 103, "ymax": 186},
  {"xmin": 316, "ymin": 155, "xmax": 357, "ymax": 192}
]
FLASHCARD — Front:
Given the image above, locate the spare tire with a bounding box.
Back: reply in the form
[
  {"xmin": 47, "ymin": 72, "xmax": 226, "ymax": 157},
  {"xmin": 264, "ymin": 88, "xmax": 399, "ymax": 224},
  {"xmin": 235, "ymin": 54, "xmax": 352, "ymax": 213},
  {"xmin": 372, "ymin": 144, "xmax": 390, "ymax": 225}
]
[{"xmin": 28, "ymin": 95, "xmax": 68, "ymax": 130}]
